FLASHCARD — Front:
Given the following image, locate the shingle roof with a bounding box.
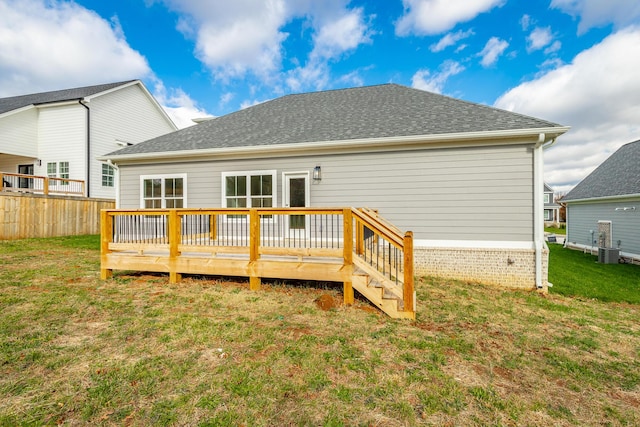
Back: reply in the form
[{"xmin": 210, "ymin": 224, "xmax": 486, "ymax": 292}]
[
  {"xmin": 0, "ymin": 81, "xmax": 136, "ymax": 115},
  {"xmin": 564, "ymin": 140, "xmax": 640, "ymax": 201},
  {"xmin": 107, "ymin": 83, "xmax": 564, "ymax": 157}
]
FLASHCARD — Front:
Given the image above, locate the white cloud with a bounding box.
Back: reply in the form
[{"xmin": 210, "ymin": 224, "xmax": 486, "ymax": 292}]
[
  {"xmin": 495, "ymin": 27, "xmax": 640, "ymax": 193},
  {"xmin": 0, "ymin": 0, "xmax": 209, "ymax": 129},
  {"xmin": 161, "ymin": 0, "xmax": 288, "ymax": 81},
  {"xmin": 311, "ymin": 8, "xmax": 372, "ymax": 59},
  {"xmin": 396, "ymin": 0, "xmax": 503, "ymax": 36},
  {"xmin": 0, "ymin": 0, "xmax": 150, "ymax": 96},
  {"xmin": 161, "ymin": 0, "xmax": 372, "ymax": 89},
  {"xmin": 520, "ymin": 14, "xmax": 532, "ymax": 31},
  {"xmin": 429, "ymin": 29, "xmax": 475, "ymax": 52},
  {"xmin": 527, "ymin": 27, "xmax": 554, "ymax": 52},
  {"xmin": 478, "ymin": 37, "xmax": 508, "ymax": 67},
  {"xmin": 544, "ymin": 40, "xmax": 562, "ymax": 54},
  {"xmin": 152, "ymin": 81, "xmax": 211, "ymax": 128},
  {"xmin": 551, "ymin": 0, "xmax": 640, "ymax": 34},
  {"xmin": 411, "ymin": 61, "xmax": 464, "ymax": 94},
  {"xmin": 286, "ymin": 6, "xmax": 372, "ymax": 92}
]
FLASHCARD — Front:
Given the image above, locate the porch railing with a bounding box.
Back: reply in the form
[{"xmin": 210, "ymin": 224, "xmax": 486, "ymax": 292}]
[
  {"xmin": 101, "ymin": 207, "xmax": 414, "ymax": 317},
  {"xmin": 0, "ymin": 172, "xmax": 85, "ymax": 196}
]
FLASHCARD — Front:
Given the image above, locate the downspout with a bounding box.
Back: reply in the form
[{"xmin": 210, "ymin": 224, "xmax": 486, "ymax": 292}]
[
  {"xmin": 534, "ymin": 133, "xmax": 558, "ymax": 289},
  {"xmin": 79, "ymin": 100, "xmax": 90, "ymax": 197}
]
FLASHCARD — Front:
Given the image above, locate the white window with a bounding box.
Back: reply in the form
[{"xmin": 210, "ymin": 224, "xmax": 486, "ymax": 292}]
[
  {"xmin": 140, "ymin": 174, "xmax": 186, "ymax": 208},
  {"xmin": 46, "ymin": 161, "xmax": 69, "ymax": 185},
  {"xmin": 544, "ymin": 193, "xmax": 550, "ymax": 204},
  {"xmin": 47, "ymin": 162, "xmax": 57, "ymax": 178},
  {"xmin": 59, "ymin": 162, "xmax": 69, "ymax": 180},
  {"xmin": 544, "ymin": 209, "xmax": 552, "ymax": 221},
  {"xmin": 222, "ymin": 171, "xmax": 276, "ymax": 209},
  {"xmin": 102, "ymin": 164, "xmax": 115, "ymax": 187}
]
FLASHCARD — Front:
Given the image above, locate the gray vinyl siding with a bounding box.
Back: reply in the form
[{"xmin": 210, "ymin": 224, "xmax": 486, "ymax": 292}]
[
  {"xmin": 566, "ymin": 198, "xmax": 640, "ymax": 257},
  {"xmin": 117, "ymin": 144, "xmax": 534, "ymax": 242}
]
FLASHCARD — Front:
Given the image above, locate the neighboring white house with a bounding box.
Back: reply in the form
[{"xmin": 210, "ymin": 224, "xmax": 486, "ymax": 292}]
[
  {"xmin": 100, "ymin": 84, "xmax": 569, "ymax": 289},
  {"xmin": 544, "ymin": 183, "xmax": 561, "ymax": 226},
  {"xmin": 0, "ymin": 80, "xmax": 177, "ymax": 199},
  {"xmin": 564, "ymin": 139, "xmax": 640, "ymax": 263}
]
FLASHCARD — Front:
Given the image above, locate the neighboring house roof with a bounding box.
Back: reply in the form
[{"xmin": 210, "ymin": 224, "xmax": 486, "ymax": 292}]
[
  {"xmin": 105, "ymin": 84, "xmax": 567, "ymax": 159},
  {"xmin": 564, "ymin": 139, "xmax": 640, "ymax": 201},
  {"xmin": 0, "ymin": 81, "xmax": 136, "ymax": 115}
]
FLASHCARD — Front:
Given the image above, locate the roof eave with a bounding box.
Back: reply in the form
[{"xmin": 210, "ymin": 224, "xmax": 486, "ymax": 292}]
[
  {"xmin": 565, "ymin": 193, "xmax": 640, "ymax": 203},
  {"xmin": 99, "ymin": 126, "xmax": 570, "ymax": 163}
]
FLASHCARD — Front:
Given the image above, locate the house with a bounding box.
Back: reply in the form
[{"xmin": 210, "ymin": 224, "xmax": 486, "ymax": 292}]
[
  {"xmin": 563, "ymin": 139, "xmax": 640, "ymax": 263},
  {"xmin": 100, "ymin": 84, "xmax": 569, "ymax": 289},
  {"xmin": 544, "ymin": 183, "xmax": 561, "ymax": 226},
  {"xmin": 0, "ymin": 80, "xmax": 177, "ymax": 199}
]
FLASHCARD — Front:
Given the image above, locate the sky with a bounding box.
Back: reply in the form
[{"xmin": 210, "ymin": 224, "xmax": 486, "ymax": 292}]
[{"xmin": 1, "ymin": 0, "xmax": 639, "ymax": 194}]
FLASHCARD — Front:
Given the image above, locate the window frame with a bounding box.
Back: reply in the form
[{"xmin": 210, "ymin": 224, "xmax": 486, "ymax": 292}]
[
  {"xmin": 543, "ymin": 193, "xmax": 550, "ymax": 204},
  {"xmin": 221, "ymin": 170, "xmax": 277, "ymax": 219},
  {"xmin": 46, "ymin": 162, "xmax": 57, "ymax": 178},
  {"xmin": 140, "ymin": 174, "xmax": 187, "ymax": 209},
  {"xmin": 102, "ymin": 163, "xmax": 115, "ymax": 187},
  {"xmin": 544, "ymin": 209, "xmax": 553, "ymax": 221}
]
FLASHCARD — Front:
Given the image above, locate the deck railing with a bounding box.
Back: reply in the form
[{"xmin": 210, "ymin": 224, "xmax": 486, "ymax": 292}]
[
  {"xmin": 1, "ymin": 172, "xmax": 85, "ymax": 196},
  {"xmin": 101, "ymin": 207, "xmax": 414, "ymax": 317}
]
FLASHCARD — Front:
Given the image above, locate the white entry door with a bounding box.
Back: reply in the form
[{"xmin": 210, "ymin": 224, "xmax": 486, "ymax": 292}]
[{"xmin": 283, "ymin": 172, "xmax": 310, "ymax": 238}]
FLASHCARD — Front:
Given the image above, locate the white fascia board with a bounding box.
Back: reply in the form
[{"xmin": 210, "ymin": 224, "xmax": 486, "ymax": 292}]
[
  {"xmin": 99, "ymin": 126, "xmax": 570, "ymax": 164},
  {"xmin": 565, "ymin": 194, "xmax": 640, "ymax": 204},
  {"xmin": 414, "ymin": 239, "xmax": 535, "ymax": 250},
  {"xmin": 35, "ymin": 100, "xmax": 85, "ymax": 109}
]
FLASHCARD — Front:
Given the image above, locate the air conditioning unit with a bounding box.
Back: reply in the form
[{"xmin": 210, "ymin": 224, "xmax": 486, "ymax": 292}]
[{"xmin": 598, "ymin": 247, "xmax": 619, "ymax": 264}]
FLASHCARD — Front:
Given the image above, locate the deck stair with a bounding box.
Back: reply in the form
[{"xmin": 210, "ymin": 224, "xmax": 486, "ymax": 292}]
[{"xmin": 100, "ymin": 207, "xmax": 416, "ymax": 319}]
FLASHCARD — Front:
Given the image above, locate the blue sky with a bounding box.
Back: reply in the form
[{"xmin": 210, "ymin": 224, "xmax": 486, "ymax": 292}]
[{"xmin": 1, "ymin": 0, "xmax": 639, "ymax": 193}]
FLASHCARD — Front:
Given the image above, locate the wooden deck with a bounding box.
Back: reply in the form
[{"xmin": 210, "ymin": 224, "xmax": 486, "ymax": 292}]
[
  {"xmin": 1, "ymin": 171, "xmax": 85, "ymax": 196},
  {"xmin": 100, "ymin": 207, "xmax": 415, "ymax": 319}
]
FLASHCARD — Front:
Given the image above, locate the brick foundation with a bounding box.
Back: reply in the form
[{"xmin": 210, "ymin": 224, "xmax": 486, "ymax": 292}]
[{"xmin": 414, "ymin": 246, "xmax": 549, "ymax": 289}]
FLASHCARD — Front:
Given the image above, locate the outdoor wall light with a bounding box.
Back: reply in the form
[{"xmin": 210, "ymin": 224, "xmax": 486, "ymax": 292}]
[{"xmin": 313, "ymin": 165, "xmax": 322, "ymax": 182}]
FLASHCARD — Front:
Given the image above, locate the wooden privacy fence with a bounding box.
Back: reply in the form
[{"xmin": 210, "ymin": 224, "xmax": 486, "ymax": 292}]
[
  {"xmin": 101, "ymin": 207, "xmax": 415, "ymax": 319},
  {"xmin": 0, "ymin": 192, "xmax": 114, "ymax": 240},
  {"xmin": 1, "ymin": 172, "xmax": 85, "ymax": 196}
]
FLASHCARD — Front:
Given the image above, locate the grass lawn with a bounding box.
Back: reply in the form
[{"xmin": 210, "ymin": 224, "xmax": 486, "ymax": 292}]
[
  {"xmin": 548, "ymin": 243, "xmax": 640, "ymax": 304},
  {"xmin": 1, "ymin": 236, "xmax": 639, "ymax": 426},
  {"xmin": 545, "ymin": 225, "xmax": 566, "ymax": 235}
]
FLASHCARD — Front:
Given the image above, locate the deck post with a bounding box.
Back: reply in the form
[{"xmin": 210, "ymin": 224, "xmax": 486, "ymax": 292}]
[
  {"xmin": 403, "ymin": 231, "xmax": 415, "ymax": 316},
  {"xmin": 342, "ymin": 208, "xmax": 354, "ymax": 305},
  {"xmin": 356, "ymin": 220, "xmax": 364, "ymax": 256},
  {"xmin": 168, "ymin": 209, "xmax": 182, "ymax": 283},
  {"xmin": 209, "ymin": 214, "xmax": 217, "ymax": 240},
  {"xmin": 43, "ymin": 177, "xmax": 49, "ymax": 195},
  {"xmin": 249, "ymin": 209, "xmax": 261, "ymax": 290},
  {"xmin": 100, "ymin": 210, "xmax": 113, "ymax": 280}
]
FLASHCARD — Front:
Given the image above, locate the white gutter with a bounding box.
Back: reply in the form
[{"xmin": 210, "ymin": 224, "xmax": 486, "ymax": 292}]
[
  {"xmin": 98, "ymin": 126, "xmax": 570, "ymax": 163},
  {"xmin": 534, "ymin": 133, "xmax": 559, "ymax": 289},
  {"xmin": 564, "ymin": 193, "xmax": 640, "ymax": 204}
]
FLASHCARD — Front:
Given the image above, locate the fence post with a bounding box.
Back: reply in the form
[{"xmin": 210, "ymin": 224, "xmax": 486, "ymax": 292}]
[
  {"xmin": 343, "ymin": 208, "xmax": 354, "ymax": 305},
  {"xmin": 403, "ymin": 231, "xmax": 415, "ymax": 316},
  {"xmin": 249, "ymin": 209, "xmax": 261, "ymax": 290},
  {"xmin": 168, "ymin": 209, "xmax": 182, "ymax": 283},
  {"xmin": 100, "ymin": 210, "xmax": 113, "ymax": 280}
]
